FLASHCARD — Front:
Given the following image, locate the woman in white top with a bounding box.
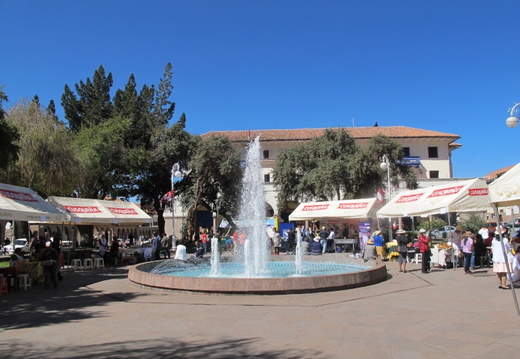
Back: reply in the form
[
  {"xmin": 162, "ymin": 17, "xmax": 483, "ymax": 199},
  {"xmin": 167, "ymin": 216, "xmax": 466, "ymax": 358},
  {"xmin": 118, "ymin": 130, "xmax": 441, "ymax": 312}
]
[{"xmin": 491, "ymin": 229, "xmax": 513, "ymax": 289}]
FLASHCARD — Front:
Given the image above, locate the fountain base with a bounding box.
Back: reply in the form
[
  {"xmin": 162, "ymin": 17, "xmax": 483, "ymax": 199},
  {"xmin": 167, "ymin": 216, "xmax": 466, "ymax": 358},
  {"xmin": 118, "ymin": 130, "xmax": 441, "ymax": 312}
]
[{"xmin": 128, "ymin": 258, "xmax": 388, "ymax": 295}]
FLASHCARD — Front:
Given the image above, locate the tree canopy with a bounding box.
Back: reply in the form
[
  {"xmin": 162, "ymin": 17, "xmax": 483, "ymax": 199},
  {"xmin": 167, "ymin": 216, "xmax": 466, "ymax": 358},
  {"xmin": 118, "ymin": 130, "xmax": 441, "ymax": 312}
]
[
  {"xmin": 273, "ymin": 129, "xmax": 417, "ymax": 213},
  {"xmin": 0, "ymin": 88, "xmax": 20, "ymax": 171},
  {"xmin": 1, "ymin": 98, "xmax": 79, "ymax": 196}
]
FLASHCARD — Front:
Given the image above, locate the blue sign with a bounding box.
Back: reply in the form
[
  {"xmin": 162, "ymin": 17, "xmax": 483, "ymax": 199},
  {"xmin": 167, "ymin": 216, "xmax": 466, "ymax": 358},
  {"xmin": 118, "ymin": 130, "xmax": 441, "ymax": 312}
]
[{"xmin": 399, "ymin": 156, "xmax": 421, "ymax": 167}]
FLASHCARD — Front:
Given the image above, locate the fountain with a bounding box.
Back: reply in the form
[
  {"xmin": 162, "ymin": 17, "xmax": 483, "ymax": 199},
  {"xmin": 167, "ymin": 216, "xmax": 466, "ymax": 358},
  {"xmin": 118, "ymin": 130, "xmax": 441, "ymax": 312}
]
[{"xmin": 128, "ymin": 136, "xmax": 387, "ymax": 294}]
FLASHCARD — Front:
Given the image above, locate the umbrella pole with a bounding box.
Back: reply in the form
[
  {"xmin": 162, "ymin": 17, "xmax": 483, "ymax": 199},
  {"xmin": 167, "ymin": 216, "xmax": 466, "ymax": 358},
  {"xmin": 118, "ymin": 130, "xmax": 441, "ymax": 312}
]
[{"xmin": 492, "ymin": 204, "xmax": 520, "ymax": 316}]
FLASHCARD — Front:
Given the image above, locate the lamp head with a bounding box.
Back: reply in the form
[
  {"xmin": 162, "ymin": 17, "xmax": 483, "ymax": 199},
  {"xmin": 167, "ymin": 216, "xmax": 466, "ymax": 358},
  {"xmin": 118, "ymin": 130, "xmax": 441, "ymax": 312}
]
[
  {"xmin": 380, "ymin": 162, "xmax": 388, "ymax": 170},
  {"xmin": 506, "ymin": 116, "xmax": 519, "ymax": 128}
]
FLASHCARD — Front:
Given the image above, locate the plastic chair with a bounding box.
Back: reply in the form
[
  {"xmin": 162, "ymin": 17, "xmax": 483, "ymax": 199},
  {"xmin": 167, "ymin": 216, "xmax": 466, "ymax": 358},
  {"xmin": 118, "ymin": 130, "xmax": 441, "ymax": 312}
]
[
  {"xmin": 83, "ymin": 258, "xmax": 93, "ymax": 269},
  {"xmin": 94, "ymin": 257, "xmax": 105, "ymax": 269},
  {"xmin": 18, "ymin": 274, "xmax": 31, "ymax": 290},
  {"xmin": 414, "ymin": 253, "xmax": 423, "ymax": 264},
  {"xmin": 71, "ymin": 259, "xmax": 83, "ymax": 270}
]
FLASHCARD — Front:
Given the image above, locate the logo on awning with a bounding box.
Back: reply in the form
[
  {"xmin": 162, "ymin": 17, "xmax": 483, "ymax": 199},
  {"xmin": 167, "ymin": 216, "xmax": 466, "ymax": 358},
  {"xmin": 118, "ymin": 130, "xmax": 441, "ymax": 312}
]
[
  {"xmin": 337, "ymin": 202, "xmax": 368, "ymax": 209},
  {"xmin": 107, "ymin": 207, "xmax": 138, "ymax": 215},
  {"xmin": 396, "ymin": 193, "xmax": 424, "ymax": 203},
  {"xmin": 468, "ymin": 188, "xmax": 488, "ymax": 196},
  {"xmin": 0, "ymin": 189, "xmax": 37, "ymax": 202},
  {"xmin": 64, "ymin": 205, "xmax": 102, "ymax": 213},
  {"xmin": 302, "ymin": 204, "xmax": 329, "ymax": 211},
  {"xmin": 429, "ymin": 186, "xmax": 464, "ymax": 198}
]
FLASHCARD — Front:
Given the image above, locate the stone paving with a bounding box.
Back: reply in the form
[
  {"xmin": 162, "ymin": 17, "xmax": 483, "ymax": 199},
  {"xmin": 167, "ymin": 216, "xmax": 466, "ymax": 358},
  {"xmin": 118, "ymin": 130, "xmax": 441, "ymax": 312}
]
[{"xmin": 1, "ymin": 254, "xmax": 519, "ymax": 358}]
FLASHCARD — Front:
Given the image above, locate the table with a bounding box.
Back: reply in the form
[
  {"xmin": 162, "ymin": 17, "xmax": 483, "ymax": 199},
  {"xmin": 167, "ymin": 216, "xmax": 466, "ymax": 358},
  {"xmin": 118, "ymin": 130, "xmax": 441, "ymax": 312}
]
[
  {"xmin": 431, "ymin": 247, "xmax": 453, "ymax": 267},
  {"xmin": 333, "ymin": 238, "xmax": 357, "ymax": 253}
]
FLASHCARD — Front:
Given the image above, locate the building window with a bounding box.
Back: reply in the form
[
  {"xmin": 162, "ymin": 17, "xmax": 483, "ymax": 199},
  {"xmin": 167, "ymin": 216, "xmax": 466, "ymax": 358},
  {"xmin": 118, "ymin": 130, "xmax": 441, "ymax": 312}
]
[
  {"xmin": 264, "ymin": 174, "xmax": 270, "ymax": 182},
  {"xmin": 403, "ymin": 147, "xmax": 410, "ymax": 157},
  {"xmin": 429, "ymin": 170, "xmax": 439, "ymax": 179},
  {"xmin": 263, "ymin": 150, "xmax": 269, "ymax": 159},
  {"xmin": 428, "ymin": 147, "xmax": 438, "ymax": 158}
]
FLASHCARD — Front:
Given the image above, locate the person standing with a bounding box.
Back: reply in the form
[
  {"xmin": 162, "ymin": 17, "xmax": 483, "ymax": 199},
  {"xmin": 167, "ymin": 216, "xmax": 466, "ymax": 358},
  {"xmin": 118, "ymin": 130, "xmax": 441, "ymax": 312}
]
[
  {"xmin": 492, "ymin": 227, "xmax": 513, "ymax": 289},
  {"xmin": 461, "ymin": 231, "xmax": 474, "ymax": 274},
  {"xmin": 151, "ymin": 231, "xmax": 162, "ymax": 260},
  {"xmin": 161, "ymin": 233, "xmax": 172, "ymax": 259},
  {"xmin": 110, "ymin": 236, "xmax": 120, "ymax": 265},
  {"xmin": 200, "ymin": 230, "xmax": 208, "ymax": 255},
  {"xmin": 287, "ymin": 228, "xmax": 296, "ymax": 254},
  {"xmin": 319, "ymin": 226, "xmax": 329, "ymax": 254},
  {"xmin": 42, "ymin": 241, "xmax": 59, "ymax": 289},
  {"xmin": 327, "ymin": 227, "xmax": 336, "ymax": 254},
  {"xmin": 373, "ymin": 230, "xmax": 385, "ymax": 260},
  {"xmin": 418, "ymin": 229, "xmax": 431, "ymax": 273},
  {"xmin": 396, "ymin": 229, "xmax": 410, "ymax": 272},
  {"xmin": 271, "ymin": 229, "xmax": 281, "ymax": 255},
  {"xmin": 99, "ymin": 235, "xmax": 108, "ymax": 262}
]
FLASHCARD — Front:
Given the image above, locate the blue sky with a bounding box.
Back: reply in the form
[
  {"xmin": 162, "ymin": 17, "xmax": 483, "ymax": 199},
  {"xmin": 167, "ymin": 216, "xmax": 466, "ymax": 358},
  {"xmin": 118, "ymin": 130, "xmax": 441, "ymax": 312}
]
[{"xmin": 2, "ymin": 0, "xmax": 520, "ymax": 179}]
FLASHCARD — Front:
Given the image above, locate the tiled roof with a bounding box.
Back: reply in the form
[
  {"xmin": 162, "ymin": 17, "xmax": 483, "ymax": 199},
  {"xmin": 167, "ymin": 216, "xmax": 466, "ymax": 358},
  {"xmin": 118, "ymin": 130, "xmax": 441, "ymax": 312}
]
[
  {"xmin": 201, "ymin": 126, "xmax": 460, "ymax": 143},
  {"xmin": 485, "ymin": 164, "xmax": 516, "ymax": 181}
]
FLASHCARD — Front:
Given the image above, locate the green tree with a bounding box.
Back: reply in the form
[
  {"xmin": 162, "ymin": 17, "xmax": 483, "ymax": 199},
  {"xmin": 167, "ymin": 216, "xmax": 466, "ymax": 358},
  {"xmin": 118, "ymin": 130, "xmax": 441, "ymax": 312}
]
[
  {"xmin": 366, "ymin": 134, "xmax": 418, "ymax": 190},
  {"xmin": 2, "ymin": 99, "xmax": 79, "ymax": 195},
  {"xmin": 178, "ymin": 134, "xmax": 242, "ymax": 239},
  {"xmin": 273, "ymin": 128, "xmax": 381, "ymax": 213},
  {"xmin": 73, "ymin": 116, "xmax": 130, "ymax": 199},
  {"xmin": 0, "ymin": 87, "xmax": 20, "ymax": 171},
  {"xmin": 61, "ymin": 65, "xmax": 114, "ymax": 132}
]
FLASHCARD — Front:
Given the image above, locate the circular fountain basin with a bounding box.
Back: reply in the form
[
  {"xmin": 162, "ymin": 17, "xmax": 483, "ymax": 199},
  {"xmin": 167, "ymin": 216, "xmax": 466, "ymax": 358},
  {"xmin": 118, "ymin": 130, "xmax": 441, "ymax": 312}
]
[{"xmin": 128, "ymin": 258, "xmax": 388, "ymax": 295}]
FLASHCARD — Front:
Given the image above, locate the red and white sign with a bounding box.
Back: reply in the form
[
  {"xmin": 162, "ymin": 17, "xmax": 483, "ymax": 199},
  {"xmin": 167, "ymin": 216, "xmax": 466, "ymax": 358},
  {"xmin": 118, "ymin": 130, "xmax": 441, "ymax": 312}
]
[
  {"xmin": 396, "ymin": 193, "xmax": 424, "ymax": 203},
  {"xmin": 303, "ymin": 204, "xmax": 329, "ymax": 211},
  {"xmin": 107, "ymin": 207, "xmax": 138, "ymax": 215},
  {"xmin": 0, "ymin": 189, "xmax": 37, "ymax": 202},
  {"xmin": 468, "ymin": 188, "xmax": 488, "ymax": 196},
  {"xmin": 64, "ymin": 205, "xmax": 102, "ymax": 214},
  {"xmin": 337, "ymin": 202, "xmax": 368, "ymax": 209},
  {"xmin": 429, "ymin": 186, "xmax": 463, "ymax": 198}
]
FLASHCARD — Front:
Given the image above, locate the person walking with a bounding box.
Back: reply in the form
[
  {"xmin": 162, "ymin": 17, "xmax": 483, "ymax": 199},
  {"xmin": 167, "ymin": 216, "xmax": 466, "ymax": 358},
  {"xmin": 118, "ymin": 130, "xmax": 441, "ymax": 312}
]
[
  {"xmin": 418, "ymin": 229, "xmax": 431, "ymax": 273},
  {"xmin": 396, "ymin": 229, "xmax": 410, "ymax": 272}
]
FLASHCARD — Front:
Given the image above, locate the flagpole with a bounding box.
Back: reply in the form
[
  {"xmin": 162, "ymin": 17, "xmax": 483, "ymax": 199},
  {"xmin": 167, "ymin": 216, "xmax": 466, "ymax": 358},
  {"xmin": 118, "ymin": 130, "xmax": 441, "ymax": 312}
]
[{"xmin": 171, "ymin": 165, "xmax": 175, "ymax": 239}]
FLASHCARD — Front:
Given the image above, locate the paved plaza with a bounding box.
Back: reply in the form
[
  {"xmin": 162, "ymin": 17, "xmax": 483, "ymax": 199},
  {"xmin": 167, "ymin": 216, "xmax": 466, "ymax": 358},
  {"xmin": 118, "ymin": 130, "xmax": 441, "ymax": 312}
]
[{"xmin": 1, "ymin": 255, "xmax": 519, "ymax": 358}]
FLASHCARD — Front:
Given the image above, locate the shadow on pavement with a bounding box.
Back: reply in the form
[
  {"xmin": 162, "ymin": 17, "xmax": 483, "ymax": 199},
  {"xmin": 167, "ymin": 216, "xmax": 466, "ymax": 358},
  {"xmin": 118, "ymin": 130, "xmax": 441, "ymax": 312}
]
[
  {"xmin": 0, "ymin": 267, "xmax": 145, "ymax": 330},
  {"xmin": 1, "ymin": 338, "xmax": 326, "ymax": 359}
]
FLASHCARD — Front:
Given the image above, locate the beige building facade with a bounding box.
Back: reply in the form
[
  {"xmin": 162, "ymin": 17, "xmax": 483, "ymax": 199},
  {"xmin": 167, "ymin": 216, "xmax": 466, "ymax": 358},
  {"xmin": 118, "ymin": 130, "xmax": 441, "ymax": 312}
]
[{"xmin": 203, "ymin": 126, "xmax": 461, "ymax": 219}]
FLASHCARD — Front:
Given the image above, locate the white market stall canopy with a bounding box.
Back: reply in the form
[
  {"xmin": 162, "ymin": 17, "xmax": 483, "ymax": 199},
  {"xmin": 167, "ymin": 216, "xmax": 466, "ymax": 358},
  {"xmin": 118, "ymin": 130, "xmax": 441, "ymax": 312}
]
[
  {"xmin": 289, "ymin": 198, "xmax": 379, "ymax": 221},
  {"xmin": 47, "ymin": 196, "xmax": 152, "ymax": 225},
  {"xmin": 377, "ymin": 178, "xmax": 490, "ymax": 218},
  {"xmin": 489, "ymin": 162, "xmax": 520, "ymax": 207},
  {"xmin": 0, "ymin": 183, "xmax": 68, "ymax": 222}
]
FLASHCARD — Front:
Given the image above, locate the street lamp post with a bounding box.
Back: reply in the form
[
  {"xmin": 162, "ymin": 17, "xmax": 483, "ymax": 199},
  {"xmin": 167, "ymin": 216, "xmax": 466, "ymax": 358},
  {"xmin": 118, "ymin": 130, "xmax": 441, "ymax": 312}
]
[
  {"xmin": 171, "ymin": 163, "xmax": 183, "ymax": 239},
  {"xmin": 506, "ymin": 102, "xmax": 520, "ymax": 128},
  {"xmin": 380, "ymin": 154, "xmax": 393, "ymax": 240}
]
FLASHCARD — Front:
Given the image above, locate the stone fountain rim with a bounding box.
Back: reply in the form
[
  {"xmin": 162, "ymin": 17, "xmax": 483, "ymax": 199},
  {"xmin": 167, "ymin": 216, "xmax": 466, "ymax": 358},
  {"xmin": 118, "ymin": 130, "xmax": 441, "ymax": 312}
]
[{"xmin": 127, "ymin": 259, "xmax": 388, "ymax": 295}]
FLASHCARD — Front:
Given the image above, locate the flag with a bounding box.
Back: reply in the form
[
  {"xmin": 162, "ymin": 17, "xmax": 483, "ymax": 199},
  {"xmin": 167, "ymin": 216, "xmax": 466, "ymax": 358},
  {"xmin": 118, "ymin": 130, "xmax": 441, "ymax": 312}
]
[
  {"xmin": 377, "ymin": 188, "xmax": 384, "ymax": 203},
  {"xmin": 161, "ymin": 190, "xmax": 174, "ymax": 204}
]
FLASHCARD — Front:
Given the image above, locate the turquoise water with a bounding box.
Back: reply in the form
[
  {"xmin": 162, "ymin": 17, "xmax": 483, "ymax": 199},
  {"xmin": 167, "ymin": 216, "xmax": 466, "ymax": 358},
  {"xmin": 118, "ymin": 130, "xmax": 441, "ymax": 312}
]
[{"xmin": 150, "ymin": 261, "xmax": 369, "ymax": 278}]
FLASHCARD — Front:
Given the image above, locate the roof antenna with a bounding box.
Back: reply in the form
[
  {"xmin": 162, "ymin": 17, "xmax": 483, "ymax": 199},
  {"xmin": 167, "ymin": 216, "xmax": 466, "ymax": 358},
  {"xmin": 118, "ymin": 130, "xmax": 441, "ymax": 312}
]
[{"xmin": 351, "ymin": 117, "xmax": 355, "ymax": 127}]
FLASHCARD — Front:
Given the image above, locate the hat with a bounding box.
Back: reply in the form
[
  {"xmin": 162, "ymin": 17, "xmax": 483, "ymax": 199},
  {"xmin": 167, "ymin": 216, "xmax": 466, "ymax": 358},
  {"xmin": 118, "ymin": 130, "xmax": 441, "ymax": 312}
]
[
  {"xmin": 373, "ymin": 230, "xmax": 382, "ymax": 235},
  {"xmin": 419, "ymin": 229, "xmax": 426, "ymax": 233},
  {"xmin": 456, "ymin": 226, "xmax": 462, "ymax": 232},
  {"xmin": 313, "ymin": 236, "xmax": 320, "ymax": 242},
  {"xmin": 397, "ymin": 229, "xmax": 406, "ymax": 234},
  {"xmin": 367, "ymin": 238, "xmax": 374, "ymax": 245}
]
